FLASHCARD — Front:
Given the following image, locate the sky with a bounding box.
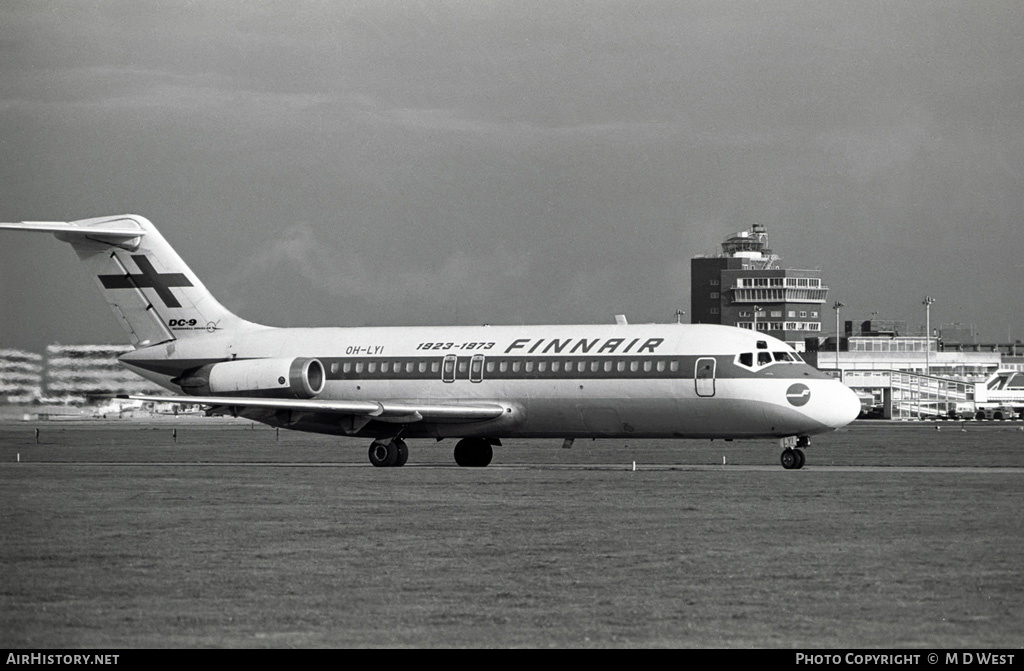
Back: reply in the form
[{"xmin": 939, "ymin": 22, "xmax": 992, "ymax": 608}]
[{"xmin": 2, "ymin": 0, "xmax": 1022, "ymax": 353}]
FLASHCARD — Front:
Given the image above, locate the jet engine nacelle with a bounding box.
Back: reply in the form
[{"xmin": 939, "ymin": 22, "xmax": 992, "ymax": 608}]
[{"xmin": 176, "ymin": 357, "xmax": 326, "ymax": 399}]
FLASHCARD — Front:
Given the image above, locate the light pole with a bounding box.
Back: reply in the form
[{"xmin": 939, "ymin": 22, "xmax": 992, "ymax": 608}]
[
  {"xmin": 832, "ymin": 301, "xmax": 845, "ymax": 373},
  {"xmin": 753, "ymin": 305, "xmax": 760, "ymax": 333},
  {"xmin": 923, "ymin": 296, "xmax": 935, "ymax": 377}
]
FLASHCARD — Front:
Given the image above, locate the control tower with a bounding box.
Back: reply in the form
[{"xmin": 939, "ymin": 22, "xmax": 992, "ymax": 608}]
[
  {"xmin": 718, "ymin": 224, "xmax": 779, "ymax": 268},
  {"xmin": 691, "ymin": 225, "xmax": 828, "ymax": 350}
]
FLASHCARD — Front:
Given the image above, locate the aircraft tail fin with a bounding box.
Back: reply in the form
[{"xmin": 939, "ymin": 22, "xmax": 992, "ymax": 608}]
[{"xmin": 0, "ymin": 214, "xmax": 261, "ymax": 347}]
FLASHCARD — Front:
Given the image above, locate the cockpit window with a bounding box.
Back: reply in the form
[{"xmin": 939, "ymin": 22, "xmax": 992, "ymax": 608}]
[{"xmin": 737, "ymin": 348, "xmax": 804, "ymax": 369}]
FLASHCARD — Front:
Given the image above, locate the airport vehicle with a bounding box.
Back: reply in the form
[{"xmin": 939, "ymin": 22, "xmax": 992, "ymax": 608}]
[
  {"xmin": 974, "ymin": 405, "xmax": 1019, "ymax": 421},
  {"xmin": 1, "ymin": 215, "xmax": 861, "ymax": 468}
]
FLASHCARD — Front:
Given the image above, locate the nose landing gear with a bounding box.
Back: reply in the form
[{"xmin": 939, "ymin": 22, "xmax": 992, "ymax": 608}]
[{"xmin": 780, "ymin": 435, "xmax": 809, "ymax": 470}]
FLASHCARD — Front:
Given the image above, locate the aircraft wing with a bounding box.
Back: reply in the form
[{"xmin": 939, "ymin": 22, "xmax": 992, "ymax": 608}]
[{"xmin": 120, "ymin": 394, "xmax": 508, "ymax": 424}]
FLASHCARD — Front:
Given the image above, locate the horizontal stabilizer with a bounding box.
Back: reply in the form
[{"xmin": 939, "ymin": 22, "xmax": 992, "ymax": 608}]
[
  {"xmin": 120, "ymin": 394, "xmax": 508, "ymax": 423},
  {"xmin": 0, "ymin": 220, "xmax": 147, "ymax": 246}
]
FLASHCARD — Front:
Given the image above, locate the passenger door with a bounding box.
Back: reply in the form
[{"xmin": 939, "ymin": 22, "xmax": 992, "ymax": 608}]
[{"xmin": 695, "ymin": 357, "xmax": 716, "ymax": 397}]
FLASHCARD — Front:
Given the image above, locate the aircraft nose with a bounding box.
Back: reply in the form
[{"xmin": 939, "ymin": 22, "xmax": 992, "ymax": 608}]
[{"xmin": 820, "ymin": 380, "xmax": 861, "ymax": 429}]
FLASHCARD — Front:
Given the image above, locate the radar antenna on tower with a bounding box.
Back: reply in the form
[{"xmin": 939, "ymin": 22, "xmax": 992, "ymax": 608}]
[{"xmin": 719, "ymin": 223, "xmax": 780, "ymax": 269}]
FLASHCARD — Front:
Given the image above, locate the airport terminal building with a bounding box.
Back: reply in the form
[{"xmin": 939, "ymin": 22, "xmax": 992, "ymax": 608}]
[{"xmin": 691, "ymin": 226, "xmax": 1020, "ymax": 419}]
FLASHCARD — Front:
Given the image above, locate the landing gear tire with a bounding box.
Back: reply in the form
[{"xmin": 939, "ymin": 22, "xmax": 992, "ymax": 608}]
[
  {"xmin": 369, "ymin": 439, "xmax": 406, "ymax": 468},
  {"xmin": 453, "ymin": 438, "xmax": 493, "ymax": 467},
  {"xmin": 781, "ymin": 448, "xmax": 805, "ymax": 470},
  {"xmin": 394, "ymin": 438, "xmax": 409, "ymax": 467}
]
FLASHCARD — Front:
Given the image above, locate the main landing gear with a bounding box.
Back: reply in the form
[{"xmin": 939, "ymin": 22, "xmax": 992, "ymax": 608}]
[
  {"xmin": 367, "ymin": 437, "xmax": 495, "ymax": 467},
  {"xmin": 780, "ymin": 435, "xmax": 810, "ymax": 470},
  {"xmin": 368, "ymin": 438, "xmax": 409, "ymax": 467},
  {"xmin": 453, "ymin": 438, "xmax": 493, "ymax": 467}
]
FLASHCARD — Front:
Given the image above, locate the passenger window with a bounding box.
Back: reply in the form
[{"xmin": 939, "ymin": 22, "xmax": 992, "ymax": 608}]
[
  {"xmin": 630, "ymin": 360, "xmax": 639, "ymax": 372},
  {"xmin": 656, "ymin": 361, "xmax": 665, "ymax": 372},
  {"xmin": 617, "ymin": 361, "xmax": 626, "ymax": 372},
  {"xmin": 381, "ymin": 362, "xmax": 389, "ymax": 373},
  {"xmin": 343, "ymin": 362, "xmax": 352, "ymax": 374},
  {"xmin": 603, "ymin": 360, "xmax": 612, "ymax": 372},
  {"xmin": 643, "ymin": 361, "xmax": 652, "ymax": 372},
  {"xmin": 368, "ymin": 362, "xmax": 377, "ymax": 373},
  {"xmin": 512, "ymin": 362, "xmax": 521, "ymax": 373},
  {"xmin": 670, "ymin": 360, "xmax": 679, "ymax": 372}
]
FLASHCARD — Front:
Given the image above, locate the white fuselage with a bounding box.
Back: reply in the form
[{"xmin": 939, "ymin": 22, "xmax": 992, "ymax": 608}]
[{"xmin": 121, "ymin": 322, "xmax": 862, "ymax": 440}]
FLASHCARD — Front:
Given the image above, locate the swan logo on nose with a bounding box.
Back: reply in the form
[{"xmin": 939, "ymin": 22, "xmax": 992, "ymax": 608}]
[{"xmin": 786, "ymin": 383, "xmax": 811, "ymax": 407}]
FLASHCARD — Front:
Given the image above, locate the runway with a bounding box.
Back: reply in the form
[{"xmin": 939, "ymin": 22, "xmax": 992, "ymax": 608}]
[
  {"xmin": 5, "ymin": 460, "xmax": 1024, "ymax": 474},
  {"xmin": 2, "ymin": 420, "xmax": 1023, "ymax": 648}
]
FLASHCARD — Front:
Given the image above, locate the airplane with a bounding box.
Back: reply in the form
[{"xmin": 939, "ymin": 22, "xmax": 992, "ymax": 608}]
[{"xmin": 1, "ymin": 214, "xmax": 861, "ymax": 469}]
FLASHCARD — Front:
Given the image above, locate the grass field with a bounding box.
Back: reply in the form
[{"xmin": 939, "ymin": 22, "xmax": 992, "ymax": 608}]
[{"xmin": 1, "ymin": 419, "xmax": 1022, "ymax": 648}]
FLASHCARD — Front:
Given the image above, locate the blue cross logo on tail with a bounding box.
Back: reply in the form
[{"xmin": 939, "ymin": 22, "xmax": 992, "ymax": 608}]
[{"xmin": 98, "ymin": 255, "xmax": 193, "ymax": 308}]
